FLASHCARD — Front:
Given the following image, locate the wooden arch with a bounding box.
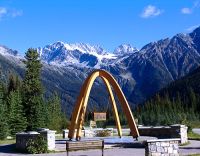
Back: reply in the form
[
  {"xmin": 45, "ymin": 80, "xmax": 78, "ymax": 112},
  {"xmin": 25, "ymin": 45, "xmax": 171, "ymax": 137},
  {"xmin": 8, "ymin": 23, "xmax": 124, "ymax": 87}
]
[{"xmin": 68, "ymin": 69, "xmax": 139, "ymax": 140}]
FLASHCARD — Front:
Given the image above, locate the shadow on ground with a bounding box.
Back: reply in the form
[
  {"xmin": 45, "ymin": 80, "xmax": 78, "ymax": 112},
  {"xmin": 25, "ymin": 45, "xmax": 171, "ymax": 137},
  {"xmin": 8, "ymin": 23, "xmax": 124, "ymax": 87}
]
[
  {"xmin": 180, "ymin": 147, "xmax": 200, "ymax": 149},
  {"xmin": 0, "ymin": 144, "xmax": 16, "ymax": 154},
  {"xmin": 111, "ymin": 142, "xmax": 145, "ymax": 148}
]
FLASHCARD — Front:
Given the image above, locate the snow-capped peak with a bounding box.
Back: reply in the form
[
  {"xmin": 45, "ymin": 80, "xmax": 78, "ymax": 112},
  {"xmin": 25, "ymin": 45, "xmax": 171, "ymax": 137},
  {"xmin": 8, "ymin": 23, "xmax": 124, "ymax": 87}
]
[
  {"xmin": 0, "ymin": 45, "xmax": 18, "ymax": 56},
  {"xmin": 64, "ymin": 43, "xmax": 107, "ymax": 55},
  {"xmin": 38, "ymin": 41, "xmax": 117, "ymax": 68},
  {"xmin": 114, "ymin": 44, "xmax": 138, "ymax": 55},
  {"xmin": 44, "ymin": 41, "xmax": 106, "ymax": 55}
]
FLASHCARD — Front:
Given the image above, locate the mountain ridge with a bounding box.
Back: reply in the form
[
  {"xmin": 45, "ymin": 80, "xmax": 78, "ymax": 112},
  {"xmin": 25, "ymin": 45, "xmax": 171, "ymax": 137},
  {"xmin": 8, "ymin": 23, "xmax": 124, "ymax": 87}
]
[{"xmin": 0, "ymin": 26, "xmax": 200, "ymax": 116}]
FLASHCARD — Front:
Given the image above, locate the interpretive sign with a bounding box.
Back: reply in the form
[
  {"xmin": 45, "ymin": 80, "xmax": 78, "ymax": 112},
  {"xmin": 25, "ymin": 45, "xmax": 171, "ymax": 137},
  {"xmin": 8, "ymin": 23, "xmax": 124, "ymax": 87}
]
[{"xmin": 93, "ymin": 112, "xmax": 106, "ymax": 121}]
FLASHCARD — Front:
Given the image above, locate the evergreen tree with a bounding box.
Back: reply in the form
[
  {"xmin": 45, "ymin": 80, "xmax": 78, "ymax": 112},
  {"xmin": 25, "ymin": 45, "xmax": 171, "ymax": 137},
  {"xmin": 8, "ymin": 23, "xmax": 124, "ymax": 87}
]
[
  {"xmin": 8, "ymin": 90, "xmax": 27, "ymax": 137},
  {"xmin": 22, "ymin": 48, "xmax": 45, "ymax": 130},
  {"xmin": 47, "ymin": 93, "xmax": 63, "ymax": 131},
  {"xmin": 135, "ymin": 89, "xmax": 200, "ymax": 126},
  {"xmin": 7, "ymin": 74, "xmax": 21, "ymax": 94},
  {"xmin": 0, "ymin": 82, "xmax": 9, "ymax": 140},
  {"xmin": 34, "ymin": 97, "xmax": 48, "ymax": 128}
]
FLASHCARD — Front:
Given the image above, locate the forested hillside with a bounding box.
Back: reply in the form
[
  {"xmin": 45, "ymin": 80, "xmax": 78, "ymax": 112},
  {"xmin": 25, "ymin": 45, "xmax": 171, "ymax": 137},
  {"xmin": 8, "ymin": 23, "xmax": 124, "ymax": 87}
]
[{"xmin": 135, "ymin": 67, "xmax": 200, "ymax": 127}]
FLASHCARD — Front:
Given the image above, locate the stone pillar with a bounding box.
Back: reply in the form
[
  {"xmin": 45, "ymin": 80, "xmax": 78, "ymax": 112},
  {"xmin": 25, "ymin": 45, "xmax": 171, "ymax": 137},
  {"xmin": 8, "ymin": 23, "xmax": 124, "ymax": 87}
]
[
  {"xmin": 16, "ymin": 131, "xmax": 40, "ymax": 151},
  {"xmin": 39, "ymin": 129, "xmax": 56, "ymax": 150},
  {"xmin": 63, "ymin": 129, "xmax": 69, "ymax": 139},
  {"xmin": 145, "ymin": 138, "xmax": 180, "ymax": 156},
  {"xmin": 170, "ymin": 124, "xmax": 188, "ymax": 144}
]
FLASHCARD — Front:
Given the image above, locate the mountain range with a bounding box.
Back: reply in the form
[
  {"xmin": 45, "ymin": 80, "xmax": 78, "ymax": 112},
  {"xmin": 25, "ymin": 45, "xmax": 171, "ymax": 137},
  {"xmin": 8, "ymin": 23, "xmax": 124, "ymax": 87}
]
[{"xmin": 0, "ymin": 26, "xmax": 200, "ymax": 116}]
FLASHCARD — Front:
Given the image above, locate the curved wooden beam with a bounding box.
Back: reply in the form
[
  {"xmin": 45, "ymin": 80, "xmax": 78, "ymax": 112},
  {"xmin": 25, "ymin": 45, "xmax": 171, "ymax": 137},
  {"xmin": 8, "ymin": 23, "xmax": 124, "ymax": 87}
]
[
  {"xmin": 68, "ymin": 70, "xmax": 139, "ymax": 140},
  {"xmin": 101, "ymin": 76, "xmax": 122, "ymax": 138},
  {"xmin": 75, "ymin": 75, "xmax": 122, "ymax": 140},
  {"xmin": 68, "ymin": 76, "xmax": 90, "ymax": 139}
]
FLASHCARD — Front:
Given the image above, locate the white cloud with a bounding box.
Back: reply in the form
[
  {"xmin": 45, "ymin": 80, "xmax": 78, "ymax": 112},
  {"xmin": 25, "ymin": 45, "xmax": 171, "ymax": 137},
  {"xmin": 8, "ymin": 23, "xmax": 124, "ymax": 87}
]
[
  {"xmin": 181, "ymin": 1, "xmax": 200, "ymax": 14},
  {"xmin": 181, "ymin": 7, "xmax": 192, "ymax": 14},
  {"xmin": 0, "ymin": 6, "xmax": 22, "ymax": 20},
  {"xmin": 141, "ymin": 5, "xmax": 163, "ymax": 18},
  {"xmin": 0, "ymin": 7, "xmax": 7, "ymax": 19},
  {"xmin": 186, "ymin": 24, "xmax": 200, "ymax": 32}
]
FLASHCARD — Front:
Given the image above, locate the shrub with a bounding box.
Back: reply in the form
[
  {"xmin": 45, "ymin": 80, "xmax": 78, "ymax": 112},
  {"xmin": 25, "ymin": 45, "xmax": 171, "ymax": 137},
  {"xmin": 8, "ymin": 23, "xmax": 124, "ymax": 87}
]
[
  {"xmin": 95, "ymin": 130, "xmax": 111, "ymax": 137},
  {"xmin": 26, "ymin": 135, "xmax": 48, "ymax": 154}
]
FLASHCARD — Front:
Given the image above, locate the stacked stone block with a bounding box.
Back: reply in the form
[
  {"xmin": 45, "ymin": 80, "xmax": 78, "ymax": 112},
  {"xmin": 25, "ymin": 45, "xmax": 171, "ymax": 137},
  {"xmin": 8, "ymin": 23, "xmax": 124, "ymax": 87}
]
[
  {"xmin": 145, "ymin": 139, "xmax": 180, "ymax": 156},
  {"xmin": 138, "ymin": 124, "xmax": 188, "ymax": 144},
  {"xmin": 16, "ymin": 129, "xmax": 56, "ymax": 151}
]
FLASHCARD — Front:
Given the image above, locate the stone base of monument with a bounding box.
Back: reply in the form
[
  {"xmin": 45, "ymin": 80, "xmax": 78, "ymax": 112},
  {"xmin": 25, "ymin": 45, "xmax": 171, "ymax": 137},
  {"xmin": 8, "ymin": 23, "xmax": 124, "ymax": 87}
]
[
  {"xmin": 138, "ymin": 124, "xmax": 188, "ymax": 144},
  {"xmin": 145, "ymin": 138, "xmax": 180, "ymax": 156},
  {"xmin": 16, "ymin": 129, "xmax": 56, "ymax": 151},
  {"xmin": 63, "ymin": 129, "xmax": 95, "ymax": 139},
  {"xmin": 63, "ymin": 128, "xmax": 114, "ymax": 139}
]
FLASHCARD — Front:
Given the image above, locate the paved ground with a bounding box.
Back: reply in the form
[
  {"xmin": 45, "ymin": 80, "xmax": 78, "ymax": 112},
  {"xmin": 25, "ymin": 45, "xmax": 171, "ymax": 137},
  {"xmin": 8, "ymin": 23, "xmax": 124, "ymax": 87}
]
[
  {"xmin": 1, "ymin": 134, "xmax": 200, "ymax": 156},
  {"xmin": 180, "ymin": 140, "xmax": 200, "ymax": 155},
  {"xmin": 0, "ymin": 144, "xmax": 145, "ymax": 156},
  {"xmin": 1, "ymin": 140, "xmax": 200, "ymax": 156}
]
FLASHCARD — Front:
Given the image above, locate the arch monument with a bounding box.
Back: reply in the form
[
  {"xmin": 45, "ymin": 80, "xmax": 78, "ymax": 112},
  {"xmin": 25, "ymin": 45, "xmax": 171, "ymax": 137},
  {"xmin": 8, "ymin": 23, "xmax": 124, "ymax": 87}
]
[{"xmin": 68, "ymin": 69, "xmax": 139, "ymax": 140}]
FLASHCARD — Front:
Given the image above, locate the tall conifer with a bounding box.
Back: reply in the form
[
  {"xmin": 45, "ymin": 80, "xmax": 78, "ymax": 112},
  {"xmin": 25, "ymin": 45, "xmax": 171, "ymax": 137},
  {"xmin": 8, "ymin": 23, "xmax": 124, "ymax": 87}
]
[{"xmin": 22, "ymin": 48, "xmax": 45, "ymax": 130}]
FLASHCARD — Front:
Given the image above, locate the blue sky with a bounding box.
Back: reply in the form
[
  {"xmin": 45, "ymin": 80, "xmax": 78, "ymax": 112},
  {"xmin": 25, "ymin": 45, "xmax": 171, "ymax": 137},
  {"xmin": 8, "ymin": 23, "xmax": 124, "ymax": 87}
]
[{"xmin": 0, "ymin": 0, "xmax": 200, "ymax": 54}]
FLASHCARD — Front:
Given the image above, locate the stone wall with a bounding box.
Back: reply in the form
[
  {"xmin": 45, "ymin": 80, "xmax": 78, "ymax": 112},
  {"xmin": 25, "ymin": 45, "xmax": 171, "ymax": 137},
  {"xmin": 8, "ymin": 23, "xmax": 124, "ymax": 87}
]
[
  {"xmin": 145, "ymin": 139, "xmax": 180, "ymax": 156},
  {"xmin": 138, "ymin": 124, "xmax": 188, "ymax": 144},
  {"xmin": 63, "ymin": 129, "xmax": 95, "ymax": 138},
  {"xmin": 16, "ymin": 129, "xmax": 56, "ymax": 151},
  {"xmin": 63, "ymin": 128, "xmax": 113, "ymax": 139},
  {"xmin": 39, "ymin": 129, "xmax": 56, "ymax": 150},
  {"xmin": 16, "ymin": 131, "xmax": 40, "ymax": 151}
]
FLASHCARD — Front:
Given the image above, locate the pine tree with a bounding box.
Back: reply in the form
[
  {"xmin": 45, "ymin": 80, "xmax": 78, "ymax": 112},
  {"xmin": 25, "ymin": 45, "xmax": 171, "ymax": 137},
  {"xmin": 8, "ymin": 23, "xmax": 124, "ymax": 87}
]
[
  {"xmin": 7, "ymin": 74, "xmax": 21, "ymax": 94},
  {"xmin": 8, "ymin": 90, "xmax": 27, "ymax": 137},
  {"xmin": 22, "ymin": 48, "xmax": 45, "ymax": 130},
  {"xmin": 47, "ymin": 93, "xmax": 63, "ymax": 131},
  {"xmin": 34, "ymin": 97, "xmax": 47, "ymax": 128},
  {"xmin": 0, "ymin": 82, "xmax": 9, "ymax": 140}
]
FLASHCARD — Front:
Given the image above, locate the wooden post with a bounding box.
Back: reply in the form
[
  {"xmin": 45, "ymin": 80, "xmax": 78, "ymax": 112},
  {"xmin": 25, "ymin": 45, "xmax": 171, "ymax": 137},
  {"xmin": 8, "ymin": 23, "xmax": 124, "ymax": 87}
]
[{"xmin": 102, "ymin": 140, "xmax": 104, "ymax": 156}]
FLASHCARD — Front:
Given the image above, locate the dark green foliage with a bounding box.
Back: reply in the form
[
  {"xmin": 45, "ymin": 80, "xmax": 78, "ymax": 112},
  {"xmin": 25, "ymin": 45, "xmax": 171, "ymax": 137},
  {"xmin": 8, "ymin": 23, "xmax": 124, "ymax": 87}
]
[
  {"xmin": 7, "ymin": 74, "xmax": 21, "ymax": 95},
  {"xmin": 135, "ymin": 67, "xmax": 200, "ymax": 126},
  {"xmin": 26, "ymin": 135, "xmax": 48, "ymax": 154},
  {"xmin": 7, "ymin": 90, "xmax": 27, "ymax": 137},
  {"xmin": 46, "ymin": 93, "xmax": 68, "ymax": 131},
  {"xmin": 0, "ymin": 49, "xmax": 69, "ymax": 140},
  {"xmin": 46, "ymin": 93, "xmax": 62, "ymax": 131},
  {"xmin": 61, "ymin": 113, "xmax": 70, "ymax": 129},
  {"xmin": 22, "ymin": 48, "xmax": 45, "ymax": 130},
  {"xmin": 0, "ymin": 83, "xmax": 9, "ymax": 140}
]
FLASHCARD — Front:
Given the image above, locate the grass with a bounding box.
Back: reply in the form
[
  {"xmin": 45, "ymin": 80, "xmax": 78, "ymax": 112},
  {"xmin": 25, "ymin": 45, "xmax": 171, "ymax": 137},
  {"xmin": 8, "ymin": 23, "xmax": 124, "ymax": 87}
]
[
  {"xmin": 188, "ymin": 154, "xmax": 200, "ymax": 156},
  {"xmin": 187, "ymin": 121, "xmax": 200, "ymax": 131},
  {"xmin": 55, "ymin": 135, "xmax": 63, "ymax": 140},
  {"xmin": 0, "ymin": 139, "xmax": 15, "ymax": 145},
  {"xmin": 188, "ymin": 131, "xmax": 200, "ymax": 140}
]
